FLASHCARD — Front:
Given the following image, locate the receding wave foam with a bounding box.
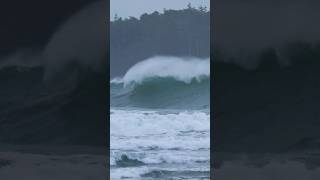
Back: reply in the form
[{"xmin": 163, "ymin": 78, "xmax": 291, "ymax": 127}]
[{"xmin": 111, "ymin": 56, "xmax": 210, "ymax": 110}]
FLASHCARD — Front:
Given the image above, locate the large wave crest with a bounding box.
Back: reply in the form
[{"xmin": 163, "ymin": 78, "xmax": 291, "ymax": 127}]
[{"xmin": 110, "ymin": 56, "xmax": 210, "ymax": 110}]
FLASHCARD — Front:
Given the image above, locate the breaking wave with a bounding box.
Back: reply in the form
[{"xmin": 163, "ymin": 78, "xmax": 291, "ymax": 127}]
[{"xmin": 111, "ymin": 56, "xmax": 210, "ymax": 110}]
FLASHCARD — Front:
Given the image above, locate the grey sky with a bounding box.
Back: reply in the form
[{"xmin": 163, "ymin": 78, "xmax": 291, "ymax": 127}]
[{"xmin": 110, "ymin": 0, "xmax": 210, "ymax": 19}]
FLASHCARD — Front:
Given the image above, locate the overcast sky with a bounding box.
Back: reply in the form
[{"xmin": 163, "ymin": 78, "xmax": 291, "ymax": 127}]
[{"xmin": 110, "ymin": 0, "xmax": 210, "ymax": 19}]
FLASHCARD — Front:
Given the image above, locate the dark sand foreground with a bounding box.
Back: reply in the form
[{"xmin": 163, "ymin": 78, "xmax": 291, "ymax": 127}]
[
  {"xmin": 214, "ymin": 152, "xmax": 320, "ymax": 180},
  {"xmin": 0, "ymin": 144, "xmax": 107, "ymax": 180}
]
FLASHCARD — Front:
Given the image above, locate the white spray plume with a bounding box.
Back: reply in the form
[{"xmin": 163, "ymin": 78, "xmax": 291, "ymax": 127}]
[
  {"xmin": 43, "ymin": 0, "xmax": 106, "ymax": 82},
  {"xmin": 122, "ymin": 56, "xmax": 210, "ymax": 86}
]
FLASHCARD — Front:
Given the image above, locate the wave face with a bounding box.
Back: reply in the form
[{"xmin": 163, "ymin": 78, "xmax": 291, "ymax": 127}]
[
  {"xmin": 0, "ymin": 1, "xmax": 107, "ymax": 145},
  {"xmin": 110, "ymin": 56, "xmax": 210, "ymax": 179},
  {"xmin": 0, "ymin": 65, "xmax": 107, "ymax": 145},
  {"xmin": 111, "ymin": 56, "xmax": 210, "ymax": 110}
]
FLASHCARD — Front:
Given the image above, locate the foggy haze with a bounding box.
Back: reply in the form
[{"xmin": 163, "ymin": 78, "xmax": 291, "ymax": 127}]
[{"xmin": 214, "ymin": 0, "xmax": 320, "ymax": 66}]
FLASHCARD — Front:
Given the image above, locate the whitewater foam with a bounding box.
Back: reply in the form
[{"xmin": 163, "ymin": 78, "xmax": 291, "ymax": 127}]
[
  {"xmin": 111, "ymin": 109, "xmax": 209, "ymax": 137},
  {"xmin": 110, "ymin": 109, "xmax": 210, "ymax": 151},
  {"xmin": 110, "ymin": 108, "xmax": 210, "ymax": 179},
  {"xmin": 110, "ymin": 77, "xmax": 124, "ymax": 84}
]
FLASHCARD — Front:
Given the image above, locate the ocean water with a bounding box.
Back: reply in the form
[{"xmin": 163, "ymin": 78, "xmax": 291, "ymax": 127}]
[{"xmin": 110, "ymin": 56, "xmax": 210, "ymax": 179}]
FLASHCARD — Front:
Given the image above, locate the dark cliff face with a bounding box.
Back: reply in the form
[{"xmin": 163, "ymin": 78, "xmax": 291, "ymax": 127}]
[{"xmin": 110, "ymin": 7, "xmax": 210, "ymax": 77}]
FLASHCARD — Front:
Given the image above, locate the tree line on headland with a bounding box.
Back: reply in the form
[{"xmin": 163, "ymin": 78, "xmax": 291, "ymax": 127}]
[{"xmin": 110, "ymin": 4, "xmax": 210, "ymax": 77}]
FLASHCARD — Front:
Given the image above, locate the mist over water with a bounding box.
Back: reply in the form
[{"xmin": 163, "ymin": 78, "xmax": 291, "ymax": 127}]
[{"xmin": 110, "ymin": 56, "xmax": 210, "ymax": 179}]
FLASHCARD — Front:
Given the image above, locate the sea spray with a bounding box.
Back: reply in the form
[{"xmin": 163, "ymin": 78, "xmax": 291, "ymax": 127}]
[{"xmin": 122, "ymin": 56, "xmax": 210, "ymax": 87}]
